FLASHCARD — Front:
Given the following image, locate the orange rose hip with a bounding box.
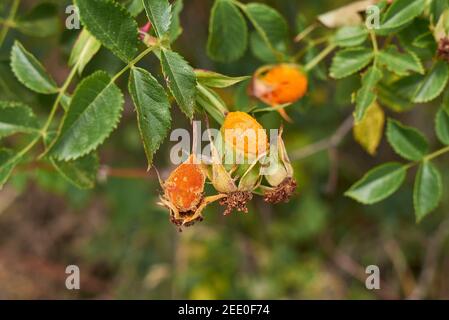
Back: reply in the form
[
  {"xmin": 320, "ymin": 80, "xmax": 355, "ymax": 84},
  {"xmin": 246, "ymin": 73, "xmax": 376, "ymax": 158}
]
[
  {"xmin": 251, "ymin": 64, "xmax": 308, "ymax": 122},
  {"xmin": 163, "ymin": 155, "xmax": 205, "ymax": 212}
]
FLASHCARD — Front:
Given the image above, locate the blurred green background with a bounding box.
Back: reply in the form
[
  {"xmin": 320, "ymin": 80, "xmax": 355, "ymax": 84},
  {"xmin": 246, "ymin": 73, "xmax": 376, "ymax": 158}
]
[{"xmin": 0, "ymin": 0, "xmax": 449, "ymax": 299}]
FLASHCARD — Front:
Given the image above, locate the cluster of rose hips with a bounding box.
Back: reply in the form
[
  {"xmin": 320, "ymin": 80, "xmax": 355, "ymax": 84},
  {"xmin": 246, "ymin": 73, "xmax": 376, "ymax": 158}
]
[{"xmin": 158, "ymin": 64, "xmax": 308, "ymax": 229}]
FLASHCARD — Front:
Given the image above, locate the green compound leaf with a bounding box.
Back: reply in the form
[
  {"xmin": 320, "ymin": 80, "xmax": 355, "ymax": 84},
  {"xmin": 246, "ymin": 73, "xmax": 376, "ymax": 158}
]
[
  {"xmin": 195, "ymin": 69, "xmax": 250, "ymax": 88},
  {"xmin": 160, "ymin": 49, "xmax": 196, "ymax": 119},
  {"xmin": 354, "ymin": 66, "xmax": 383, "ymax": 122},
  {"xmin": 330, "ymin": 47, "xmax": 374, "ymax": 79},
  {"xmin": 129, "ymin": 67, "xmax": 172, "ymax": 168},
  {"xmin": 333, "ymin": 26, "xmax": 368, "ymax": 47},
  {"xmin": 377, "ymin": 45, "xmax": 424, "ymax": 76},
  {"xmin": 414, "ymin": 161, "xmax": 442, "ymax": 222},
  {"xmin": 10, "ymin": 41, "xmax": 58, "ymax": 94},
  {"xmin": 378, "ymin": 0, "xmax": 426, "ymax": 32},
  {"xmin": 75, "ymin": 0, "xmax": 139, "ymax": 63},
  {"xmin": 142, "ymin": 0, "xmax": 172, "ymax": 38},
  {"xmin": 51, "ymin": 152, "xmax": 99, "ymax": 189},
  {"xmin": 0, "ymin": 101, "xmax": 39, "ymax": 138},
  {"xmin": 207, "ymin": 0, "xmax": 248, "ymax": 63},
  {"xmin": 386, "ymin": 119, "xmax": 429, "ymax": 161},
  {"xmin": 50, "ymin": 71, "xmax": 124, "ymax": 161},
  {"xmin": 345, "ymin": 162, "xmax": 407, "ymax": 205},
  {"xmin": 435, "ymin": 107, "xmax": 449, "ymax": 145},
  {"xmin": 243, "ymin": 3, "xmax": 288, "ymax": 58},
  {"xmin": 412, "ymin": 60, "xmax": 449, "ymax": 103}
]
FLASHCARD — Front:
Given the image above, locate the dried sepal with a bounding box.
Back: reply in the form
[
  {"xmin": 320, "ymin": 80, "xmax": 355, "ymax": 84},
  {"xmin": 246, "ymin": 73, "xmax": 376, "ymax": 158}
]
[
  {"xmin": 219, "ymin": 191, "xmax": 253, "ymax": 216},
  {"xmin": 263, "ymin": 177, "xmax": 297, "ymax": 204},
  {"xmin": 263, "ymin": 127, "xmax": 297, "ymax": 203}
]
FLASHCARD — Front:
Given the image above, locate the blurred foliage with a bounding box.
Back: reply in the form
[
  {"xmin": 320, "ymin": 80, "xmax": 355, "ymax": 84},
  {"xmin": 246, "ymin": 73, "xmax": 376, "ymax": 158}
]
[{"xmin": 0, "ymin": 0, "xmax": 449, "ymax": 300}]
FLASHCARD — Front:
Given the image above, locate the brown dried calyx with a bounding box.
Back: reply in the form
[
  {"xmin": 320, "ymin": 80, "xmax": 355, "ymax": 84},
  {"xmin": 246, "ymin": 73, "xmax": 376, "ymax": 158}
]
[
  {"xmin": 438, "ymin": 37, "xmax": 449, "ymax": 62},
  {"xmin": 264, "ymin": 177, "xmax": 297, "ymax": 204},
  {"xmin": 219, "ymin": 191, "xmax": 253, "ymax": 216},
  {"xmin": 170, "ymin": 210, "xmax": 204, "ymax": 229}
]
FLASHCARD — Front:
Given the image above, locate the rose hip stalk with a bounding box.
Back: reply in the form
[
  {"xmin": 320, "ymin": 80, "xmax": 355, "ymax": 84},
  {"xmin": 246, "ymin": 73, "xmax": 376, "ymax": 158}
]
[{"xmin": 250, "ymin": 64, "xmax": 308, "ymax": 122}]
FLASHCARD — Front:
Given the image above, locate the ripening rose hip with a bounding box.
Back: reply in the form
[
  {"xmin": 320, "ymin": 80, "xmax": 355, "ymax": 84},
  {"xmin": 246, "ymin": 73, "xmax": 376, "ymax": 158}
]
[
  {"xmin": 163, "ymin": 155, "xmax": 205, "ymax": 212},
  {"xmin": 221, "ymin": 111, "xmax": 269, "ymax": 159},
  {"xmin": 158, "ymin": 154, "xmax": 227, "ymax": 229},
  {"xmin": 251, "ymin": 64, "xmax": 308, "ymax": 122}
]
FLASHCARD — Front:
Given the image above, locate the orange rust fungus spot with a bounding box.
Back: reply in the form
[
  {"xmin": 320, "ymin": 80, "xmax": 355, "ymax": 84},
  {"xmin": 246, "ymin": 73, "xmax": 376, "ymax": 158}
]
[
  {"xmin": 164, "ymin": 155, "xmax": 205, "ymax": 212},
  {"xmin": 221, "ymin": 111, "xmax": 268, "ymax": 157}
]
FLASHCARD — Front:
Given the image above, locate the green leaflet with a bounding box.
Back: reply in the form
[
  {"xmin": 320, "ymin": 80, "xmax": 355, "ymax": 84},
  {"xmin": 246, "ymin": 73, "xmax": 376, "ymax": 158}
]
[
  {"xmin": 196, "ymin": 83, "xmax": 228, "ymax": 125},
  {"xmin": 169, "ymin": 0, "xmax": 184, "ymax": 42},
  {"xmin": 50, "ymin": 71, "xmax": 124, "ymax": 161},
  {"xmin": 129, "ymin": 67, "xmax": 172, "ymax": 168},
  {"xmin": 377, "ymin": 45, "xmax": 424, "ymax": 76},
  {"xmin": 242, "ymin": 3, "xmax": 288, "ymax": 59},
  {"xmin": 377, "ymin": 0, "xmax": 426, "ymax": 33},
  {"xmin": 127, "ymin": 0, "xmax": 145, "ymax": 17},
  {"xmin": 332, "ymin": 26, "xmax": 368, "ymax": 47},
  {"xmin": 69, "ymin": 29, "xmax": 101, "ymax": 75},
  {"xmin": 51, "ymin": 153, "xmax": 99, "ymax": 189},
  {"xmin": 0, "ymin": 149, "xmax": 21, "ymax": 189},
  {"xmin": 386, "ymin": 119, "xmax": 429, "ymax": 161},
  {"xmin": 430, "ymin": 0, "xmax": 449, "ymax": 24},
  {"xmin": 414, "ymin": 161, "xmax": 442, "ymax": 222},
  {"xmin": 345, "ymin": 162, "xmax": 407, "ymax": 204},
  {"xmin": 377, "ymin": 82, "xmax": 412, "ymax": 112},
  {"xmin": 160, "ymin": 49, "xmax": 196, "ymax": 119},
  {"xmin": 10, "ymin": 41, "xmax": 59, "ymax": 94},
  {"xmin": 0, "ymin": 101, "xmax": 39, "ymax": 138},
  {"xmin": 195, "ymin": 70, "xmax": 250, "ymax": 88},
  {"xmin": 412, "ymin": 60, "xmax": 449, "ymax": 103},
  {"xmin": 142, "ymin": 0, "xmax": 172, "ymax": 38},
  {"xmin": 354, "ymin": 66, "xmax": 383, "ymax": 122},
  {"xmin": 330, "ymin": 47, "xmax": 374, "ymax": 79},
  {"xmin": 75, "ymin": 0, "xmax": 139, "ymax": 63},
  {"xmin": 250, "ymin": 32, "xmax": 278, "ymax": 63},
  {"xmin": 435, "ymin": 107, "xmax": 449, "ymax": 145},
  {"xmin": 207, "ymin": 0, "xmax": 248, "ymax": 62}
]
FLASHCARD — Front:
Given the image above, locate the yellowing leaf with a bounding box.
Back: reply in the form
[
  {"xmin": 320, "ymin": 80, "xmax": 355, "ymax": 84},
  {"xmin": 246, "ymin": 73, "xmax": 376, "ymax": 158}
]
[{"xmin": 353, "ymin": 102, "xmax": 385, "ymax": 155}]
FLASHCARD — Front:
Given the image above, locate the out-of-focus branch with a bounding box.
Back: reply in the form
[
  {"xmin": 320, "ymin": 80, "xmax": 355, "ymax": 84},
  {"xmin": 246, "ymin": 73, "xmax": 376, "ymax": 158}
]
[
  {"xmin": 322, "ymin": 234, "xmax": 398, "ymax": 299},
  {"xmin": 18, "ymin": 162, "xmax": 156, "ymax": 180},
  {"xmin": 383, "ymin": 238, "xmax": 416, "ymax": 297},
  {"xmin": 290, "ymin": 115, "xmax": 353, "ymax": 161},
  {"xmin": 408, "ymin": 217, "xmax": 449, "ymax": 300}
]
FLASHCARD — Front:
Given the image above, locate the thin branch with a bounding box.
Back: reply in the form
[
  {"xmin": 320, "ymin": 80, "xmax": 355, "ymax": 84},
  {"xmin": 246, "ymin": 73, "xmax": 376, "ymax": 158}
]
[
  {"xmin": 18, "ymin": 162, "xmax": 156, "ymax": 180},
  {"xmin": 408, "ymin": 216, "xmax": 449, "ymax": 299},
  {"xmin": 0, "ymin": 0, "xmax": 20, "ymax": 48},
  {"xmin": 294, "ymin": 23, "xmax": 317, "ymax": 42},
  {"xmin": 383, "ymin": 237, "xmax": 416, "ymax": 297},
  {"xmin": 324, "ymin": 147, "xmax": 339, "ymax": 194},
  {"xmin": 290, "ymin": 115, "xmax": 353, "ymax": 161}
]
